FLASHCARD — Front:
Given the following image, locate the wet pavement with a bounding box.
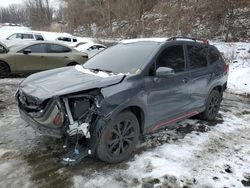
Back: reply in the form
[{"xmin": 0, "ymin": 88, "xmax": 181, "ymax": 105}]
[{"xmin": 0, "ymin": 78, "xmax": 249, "ymax": 188}]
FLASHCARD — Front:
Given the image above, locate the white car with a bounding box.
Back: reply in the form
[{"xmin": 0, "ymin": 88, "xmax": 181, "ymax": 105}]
[
  {"xmin": 56, "ymin": 35, "xmax": 93, "ymax": 47},
  {"xmin": 56, "ymin": 36, "xmax": 78, "ymax": 43},
  {"xmin": 6, "ymin": 32, "xmax": 44, "ymax": 41},
  {"xmin": 75, "ymin": 43, "xmax": 106, "ymax": 58},
  {"xmin": 3, "ymin": 32, "xmax": 44, "ymax": 47}
]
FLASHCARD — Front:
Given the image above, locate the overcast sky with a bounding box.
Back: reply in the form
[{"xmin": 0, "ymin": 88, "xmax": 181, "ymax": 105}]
[
  {"xmin": 0, "ymin": 0, "xmax": 22, "ymax": 7},
  {"xmin": 0, "ymin": 0, "xmax": 59, "ymax": 7}
]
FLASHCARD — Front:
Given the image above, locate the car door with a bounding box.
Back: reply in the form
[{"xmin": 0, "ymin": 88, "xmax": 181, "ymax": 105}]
[
  {"xmin": 14, "ymin": 43, "xmax": 47, "ymax": 73},
  {"xmin": 45, "ymin": 44, "xmax": 72, "ymax": 69},
  {"xmin": 144, "ymin": 44, "xmax": 192, "ymax": 129},
  {"xmin": 186, "ymin": 44, "xmax": 210, "ymax": 108}
]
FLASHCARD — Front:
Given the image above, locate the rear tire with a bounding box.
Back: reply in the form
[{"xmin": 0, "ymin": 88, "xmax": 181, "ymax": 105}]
[
  {"xmin": 0, "ymin": 61, "xmax": 10, "ymax": 78},
  {"xmin": 96, "ymin": 111, "xmax": 140, "ymax": 163},
  {"xmin": 200, "ymin": 90, "xmax": 222, "ymax": 121}
]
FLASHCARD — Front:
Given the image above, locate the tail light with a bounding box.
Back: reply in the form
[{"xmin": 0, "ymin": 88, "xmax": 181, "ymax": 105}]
[
  {"xmin": 203, "ymin": 39, "xmax": 209, "ymax": 44},
  {"xmin": 224, "ymin": 64, "xmax": 229, "ymax": 72}
]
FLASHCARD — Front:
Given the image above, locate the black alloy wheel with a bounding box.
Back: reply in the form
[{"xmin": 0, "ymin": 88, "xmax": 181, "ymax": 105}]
[
  {"xmin": 200, "ymin": 90, "xmax": 222, "ymax": 121},
  {"xmin": 97, "ymin": 111, "xmax": 140, "ymax": 163}
]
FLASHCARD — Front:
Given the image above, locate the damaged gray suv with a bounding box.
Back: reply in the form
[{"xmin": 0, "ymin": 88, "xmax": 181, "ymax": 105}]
[{"xmin": 16, "ymin": 37, "xmax": 228, "ymax": 164}]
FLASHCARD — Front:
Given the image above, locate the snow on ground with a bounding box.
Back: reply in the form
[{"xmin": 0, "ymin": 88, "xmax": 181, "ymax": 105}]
[
  {"xmin": 0, "ymin": 79, "xmax": 249, "ymax": 188},
  {"xmin": 213, "ymin": 42, "xmax": 250, "ymax": 95},
  {"xmin": 0, "ymin": 27, "xmax": 250, "ymax": 187},
  {"xmin": 73, "ymin": 103, "xmax": 250, "ymax": 188}
]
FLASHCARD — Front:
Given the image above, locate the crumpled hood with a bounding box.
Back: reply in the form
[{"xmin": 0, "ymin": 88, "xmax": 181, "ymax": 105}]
[{"xmin": 19, "ymin": 66, "xmax": 125, "ymax": 102}]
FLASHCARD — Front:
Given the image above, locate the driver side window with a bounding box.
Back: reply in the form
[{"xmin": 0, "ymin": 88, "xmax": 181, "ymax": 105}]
[
  {"xmin": 156, "ymin": 45, "xmax": 185, "ymax": 73},
  {"xmin": 22, "ymin": 44, "xmax": 47, "ymax": 53}
]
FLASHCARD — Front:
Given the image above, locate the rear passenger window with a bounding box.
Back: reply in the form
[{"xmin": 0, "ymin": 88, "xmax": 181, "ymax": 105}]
[
  {"xmin": 208, "ymin": 48, "xmax": 220, "ymax": 65},
  {"xmin": 22, "ymin": 34, "xmax": 34, "ymax": 39},
  {"xmin": 187, "ymin": 45, "xmax": 208, "ymax": 70},
  {"xmin": 47, "ymin": 44, "xmax": 71, "ymax": 53},
  {"xmin": 157, "ymin": 45, "xmax": 185, "ymax": 73}
]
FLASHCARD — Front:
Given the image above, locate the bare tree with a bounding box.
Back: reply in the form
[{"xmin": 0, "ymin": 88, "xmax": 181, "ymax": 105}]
[{"xmin": 25, "ymin": 0, "xmax": 53, "ymax": 29}]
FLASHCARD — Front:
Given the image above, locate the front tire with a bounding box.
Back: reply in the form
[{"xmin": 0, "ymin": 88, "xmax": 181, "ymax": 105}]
[
  {"xmin": 97, "ymin": 111, "xmax": 140, "ymax": 163},
  {"xmin": 0, "ymin": 61, "xmax": 10, "ymax": 78},
  {"xmin": 200, "ymin": 90, "xmax": 222, "ymax": 120}
]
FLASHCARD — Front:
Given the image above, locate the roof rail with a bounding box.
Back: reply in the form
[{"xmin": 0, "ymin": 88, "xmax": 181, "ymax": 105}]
[{"xmin": 167, "ymin": 36, "xmax": 209, "ymax": 44}]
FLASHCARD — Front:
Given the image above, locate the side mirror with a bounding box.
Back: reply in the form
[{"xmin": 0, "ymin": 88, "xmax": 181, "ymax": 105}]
[
  {"xmin": 156, "ymin": 67, "xmax": 174, "ymax": 77},
  {"xmin": 23, "ymin": 49, "xmax": 32, "ymax": 55}
]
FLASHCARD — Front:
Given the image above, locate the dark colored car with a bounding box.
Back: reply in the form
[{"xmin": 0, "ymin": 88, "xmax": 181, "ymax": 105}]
[{"xmin": 16, "ymin": 37, "xmax": 228, "ymax": 164}]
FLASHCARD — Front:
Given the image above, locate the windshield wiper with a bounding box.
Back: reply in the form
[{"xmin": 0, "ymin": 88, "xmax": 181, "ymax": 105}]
[{"xmin": 88, "ymin": 68, "xmax": 113, "ymax": 74}]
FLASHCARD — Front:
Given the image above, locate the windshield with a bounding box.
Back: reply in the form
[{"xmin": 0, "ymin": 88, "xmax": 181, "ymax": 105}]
[{"xmin": 83, "ymin": 43, "xmax": 158, "ymax": 74}]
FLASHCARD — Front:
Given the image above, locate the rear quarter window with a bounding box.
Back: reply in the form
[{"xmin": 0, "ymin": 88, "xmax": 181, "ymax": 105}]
[
  {"xmin": 187, "ymin": 45, "xmax": 208, "ymax": 70},
  {"xmin": 35, "ymin": 35, "xmax": 44, "ymax": 41}
]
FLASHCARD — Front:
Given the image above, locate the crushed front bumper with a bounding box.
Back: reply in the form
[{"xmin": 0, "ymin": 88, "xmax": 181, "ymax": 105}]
[
  {"xmin": 17, "ymin": 92, "xmax": 65, "ymax": 138},
  {"xmin": 19, "ymin": 108, "xmax": 63, "ymax": 138}
]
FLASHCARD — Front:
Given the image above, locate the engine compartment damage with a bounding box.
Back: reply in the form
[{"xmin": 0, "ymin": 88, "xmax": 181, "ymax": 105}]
[{"xmin": 16, "ymin": 88, "xmax": 103, "ymax": 165}]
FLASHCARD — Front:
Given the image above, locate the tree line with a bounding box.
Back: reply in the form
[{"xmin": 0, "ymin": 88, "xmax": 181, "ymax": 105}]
[{"xmin": 0, "ymin": 0, "xmax": 249, "ymax": 41}]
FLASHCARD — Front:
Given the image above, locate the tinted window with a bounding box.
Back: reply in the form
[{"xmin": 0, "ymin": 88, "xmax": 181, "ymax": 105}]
[
  {"xmin": 156, "ymin": 45, "xmax": 185, "ymax": 73},
  {"xmin": 22, "ymin": 34, "xmax": 34, "ymax": 39},
  {"xmin": 73, "ymin": 38, "xmax": 77, "ymax": 42},
  {"xmin": 97, "ymin": 45, "xmax": 105, "ymax": 50},
  {"xmin": 57, "ymin": 37, "xmax": 71, "ymax": 42},
  {"xmin": 35, "ymin": 35, "xmax": 44, "ymax": 41},
  {"xmin": 208, "ymin": 47, "xmax": 220, "ymax": 64},
  {"xmin": 24, "ymin": 44, "xmax": 47, "ymax": 53},
  {"xmin": 47, "ymin": 44, "xmax": 71, "ymax": 53},
  {"xmin": 84, "ymin": 43, "xmax": 157, "ymax": 74},
  {"xmin": 187, "ymin": 45, "xmax": 208, "ymax": 69},
  {"xmin": 8, "ymin": 33, "xmax": 21, "ymax": 40}
]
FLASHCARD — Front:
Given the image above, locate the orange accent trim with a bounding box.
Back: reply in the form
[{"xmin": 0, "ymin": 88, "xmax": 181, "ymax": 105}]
[{"xmin": 152, "ymin": 111, "xmax": 199, "ymax": 132}]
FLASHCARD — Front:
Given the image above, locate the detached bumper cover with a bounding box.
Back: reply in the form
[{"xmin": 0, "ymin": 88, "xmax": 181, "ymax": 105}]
[{"xmin": 19, "ymin": 109, "xmax": 63, "ymax": 138}]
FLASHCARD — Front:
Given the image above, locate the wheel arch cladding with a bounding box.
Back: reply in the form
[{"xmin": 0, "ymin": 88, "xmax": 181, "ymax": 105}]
[
  {"xmin": 121, "ymin": 105, "xmax": 145, "ymax": 134},
  {"xmin": 212, "ymin": 85, "xmax": 223, "ymax": 94}
]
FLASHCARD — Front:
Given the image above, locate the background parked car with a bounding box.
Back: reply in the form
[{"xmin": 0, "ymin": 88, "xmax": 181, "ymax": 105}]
[
  {"xmin": 75, "ymin": 43, "xmax": 106, "ymax": 58},
  {"xmin": 0, "ymin": 41, "xmax": 88, "ymax": 78},
  {"xmin": 56, "ymin": 35, "xmax": 93, "ymax": 48},
  {"xmin": 6, "ymin": 32, "xmax": 44, "ymax": 41},
  {"xmin": 69, "ymin": 41, "xmax": 88, "ymax": 48},
  {"xmin": 0, "ymin": 42, "xmax": 8, "ymax": 54}
]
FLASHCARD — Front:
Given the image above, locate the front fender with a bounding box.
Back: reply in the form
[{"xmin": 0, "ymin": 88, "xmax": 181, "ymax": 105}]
[{"xmin": 97, "ymin": 81, "xmax": 148, "ymax": 128}]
